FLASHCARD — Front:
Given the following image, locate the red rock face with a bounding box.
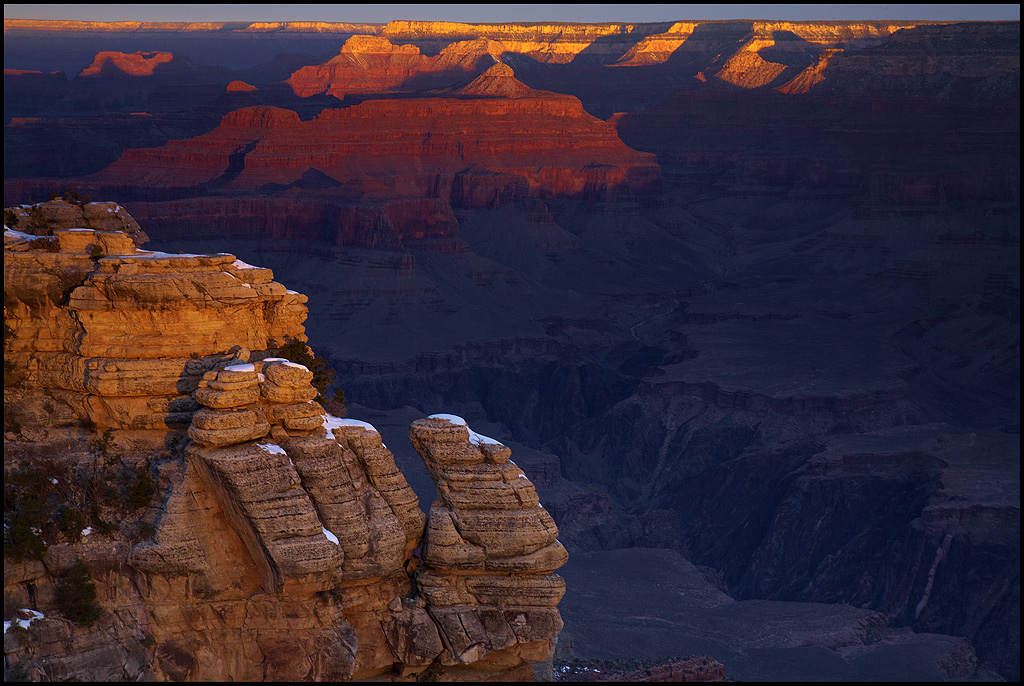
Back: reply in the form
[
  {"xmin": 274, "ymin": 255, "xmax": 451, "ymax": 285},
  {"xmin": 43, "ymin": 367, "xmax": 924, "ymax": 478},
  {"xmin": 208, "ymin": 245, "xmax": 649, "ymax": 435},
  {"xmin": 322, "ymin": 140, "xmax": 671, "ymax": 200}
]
[
  {"xmin": 79, "ymin": 51, "xmax": 175, "ymax": 77},
  {"xmin": 285, "ymin": 34, "xmax": 493, "ymax": 98},
  {"xmin": 226, "ymin": 80, "xmax": 257, "ymax": 92},
  {"xmin": 82, "ymin": 89, "xmax": 660, "ymax": 203}
]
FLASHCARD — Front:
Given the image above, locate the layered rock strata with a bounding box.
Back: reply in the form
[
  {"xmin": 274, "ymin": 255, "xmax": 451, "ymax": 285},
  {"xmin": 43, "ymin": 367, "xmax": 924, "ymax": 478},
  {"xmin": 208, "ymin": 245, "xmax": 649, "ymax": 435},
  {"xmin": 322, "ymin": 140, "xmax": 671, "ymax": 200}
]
[
  {"xmin": 82, "ymin": 90, "xmax": 659, "ymax": 203},
  {"xmin": 6, "ymin": 197, "xmax": 148, "ymax": 245},
  {"xmin": 285, "ymin": 34, "xmax": 490, "ymax": 98},
  {"xmin": 4, "ymin": 201, "xmax": 306, "ymax": 441},
  {"xmin": 410, "ymin": 414, "xmax": 568, "ymax": 678},
  {"xmin": 79, "ymin": 50, "xmax": 175, "ymax": 77},
  {"xmin": 4, "ymin": 200, "xmax": 567, "ymax": 681}
]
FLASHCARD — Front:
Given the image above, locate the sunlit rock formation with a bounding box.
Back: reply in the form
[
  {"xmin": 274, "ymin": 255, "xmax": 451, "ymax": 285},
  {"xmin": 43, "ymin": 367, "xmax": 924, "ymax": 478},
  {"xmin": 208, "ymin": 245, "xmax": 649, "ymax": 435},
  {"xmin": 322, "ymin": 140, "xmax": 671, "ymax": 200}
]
[
  {"xmin": 79, "ymin": 51, "xmax": 176, "ymax": 77},
  {"xmin": 3, "ymin": 200, "xmax": 566, "ymax": 681},
  {"xmin": 410, "ymin": 415, "xmax": 567, "ymax": 678},
  {"xmin": 4, "ymin": 201, "xmax": 306, "ymax": 443},
  {"xmin": 82, "ymin": 80, "xmax": 658, "ymax": 203},
  {"xmin": 285, "ymin": 34, "xmax": 494, "ymax": 98}
]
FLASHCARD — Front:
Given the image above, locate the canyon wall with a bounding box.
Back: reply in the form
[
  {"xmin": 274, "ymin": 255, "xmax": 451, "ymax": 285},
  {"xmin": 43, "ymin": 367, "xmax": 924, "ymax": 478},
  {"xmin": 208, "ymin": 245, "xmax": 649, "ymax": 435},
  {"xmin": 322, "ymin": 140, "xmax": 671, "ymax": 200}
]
[
  {"xmin": 3, "ymin": 200, "xmax": 566, "ymax": 681},
  {"xmin": 3, "ymin": 16, "xmax": 1019, "ymax": 682}
]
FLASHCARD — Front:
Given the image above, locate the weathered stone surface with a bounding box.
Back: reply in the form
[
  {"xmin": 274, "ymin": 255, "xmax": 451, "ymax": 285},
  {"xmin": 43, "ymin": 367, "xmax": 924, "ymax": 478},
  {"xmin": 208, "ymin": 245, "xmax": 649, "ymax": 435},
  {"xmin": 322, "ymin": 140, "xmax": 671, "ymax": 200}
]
[
  {"xmin": 191, "ymin": 407, "xmax": 262, "ymax": 430},
  {"xmin": 194, "ymin": 384, "xmax": 260, "ymax": 409},
  {"xmin": 5, "ymin": 204, "xmax": 566, "ymax": 681},
  {"xmin": 6, "ymin": 198, "xmax": 148, "ymax": 245},
  {"xmin": 411, "ymin": 416, "xmax": 568, "ymax": 574},
  {"xmin": 265, "ymin": 400, "xmax": 324, "ymax": 422},
  {"xmin": 260, "ymin": 380, "xmax": 318, "ymax": 404},
  {"xmin": 263, "ymin": 359, "xmax": 315, "ymax": 387},
  {"xmin": 188, "ymin": 421, "xmax": 271, "ymax": 447},
  {"xmin": 4, "ymin": 201, "xmax": 309, "ymax": 437},
  {"xmin": 410, "ymin": 414, "xmax": 567, "ymax": 673},
  {"xmin": 188, "ymin": 441, "xmax": 342, "ymax": 593}
]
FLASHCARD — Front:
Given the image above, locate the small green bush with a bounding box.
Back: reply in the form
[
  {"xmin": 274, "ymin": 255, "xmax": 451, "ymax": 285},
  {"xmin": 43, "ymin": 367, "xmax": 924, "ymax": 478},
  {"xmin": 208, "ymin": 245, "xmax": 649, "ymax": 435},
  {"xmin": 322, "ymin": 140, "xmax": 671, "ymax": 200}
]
[
  {"xmin": 5, "ymin": 662, "xmax": 29, "ymax": 682},
  {"xmin": 278, "ymin": 338, "xmax": 338, "ymax": 406},
  {"xmin": 4, "ymin": 209, "xmax": 18, "ymax": 227},
  {"xmin": 93, "ymin": 517, "xmax": 118, "ymax": 536},
  {"xmin": 54, "ymin": 560, "xmax": 100, "ymax": 626},
  {"xmin": 4, "ymin": 470, "xmax": 49, "ymax": 562},
  {"xmin": 27, "ymin": 206, "xmax": 47, "ymax": 232},
  {"xmin": 125, "ymin": 465, "xmax": 155, "ymax": 509},
  {"xmin": 27, "ymin": 236, "xmax": 58, "ymax": 252},
  {"xmin": 8, "ymin": 623, "xmax": 30, "ymax": 647},
  {"xmin": 136, "ymin": 521, "xmax": 154, "ymax": 541},
  {"xmin": 57, "ymin": 505, "xmax": 87, "ymax": 543},
  {"xmin": 89, "ymin": 428, "xmax": 114, "ymax": 455}
]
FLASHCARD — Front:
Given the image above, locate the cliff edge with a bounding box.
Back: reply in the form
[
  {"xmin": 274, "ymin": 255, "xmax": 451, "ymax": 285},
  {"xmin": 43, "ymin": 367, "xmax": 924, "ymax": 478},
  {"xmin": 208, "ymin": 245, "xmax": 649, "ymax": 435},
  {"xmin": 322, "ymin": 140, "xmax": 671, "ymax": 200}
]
[{"xmin": 3, "ymin": 200, "xmax": 566, "ymax": 681}]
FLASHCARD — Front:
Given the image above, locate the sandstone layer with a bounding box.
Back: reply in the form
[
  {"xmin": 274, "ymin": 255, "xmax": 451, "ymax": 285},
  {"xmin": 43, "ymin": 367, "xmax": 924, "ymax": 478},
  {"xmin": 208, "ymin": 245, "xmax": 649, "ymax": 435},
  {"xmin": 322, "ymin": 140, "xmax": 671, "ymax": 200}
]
[
  {"xmin": 79, "ymin": 51, "xmax": 176, "ymax": 77},
  {"xmin": 3, "ymin": 16, "xmax": 1018, "ymax": 683},
  {"xmin": 4, "ymin": 199, "xmax": 566, "ymax": 681},
  {"xmin": 410, "ymin": 414, "xmax": 567, "ymax": 677},
  {"xmin": 82, "ymin": 87, "xmax": 659, "ymax": 203},
  {"xmin": 5, "ymin": 201, "xmax": 305, "ymax": 440}
]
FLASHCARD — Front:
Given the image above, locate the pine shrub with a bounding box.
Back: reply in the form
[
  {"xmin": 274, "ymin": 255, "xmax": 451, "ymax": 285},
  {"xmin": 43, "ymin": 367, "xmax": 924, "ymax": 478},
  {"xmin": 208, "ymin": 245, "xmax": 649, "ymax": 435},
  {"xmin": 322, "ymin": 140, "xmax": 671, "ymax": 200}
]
[{"xmin": 54, "ymin": 560, "xmax": 100, "ymax": 626}]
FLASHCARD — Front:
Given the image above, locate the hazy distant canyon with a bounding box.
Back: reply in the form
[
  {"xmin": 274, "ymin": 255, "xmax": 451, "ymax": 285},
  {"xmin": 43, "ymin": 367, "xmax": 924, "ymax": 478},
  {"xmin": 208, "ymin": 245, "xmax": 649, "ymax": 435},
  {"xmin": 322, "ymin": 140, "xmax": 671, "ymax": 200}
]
[{"xmin": 3, "ymin": 17, "xmax": 1020, "ymax": 682}]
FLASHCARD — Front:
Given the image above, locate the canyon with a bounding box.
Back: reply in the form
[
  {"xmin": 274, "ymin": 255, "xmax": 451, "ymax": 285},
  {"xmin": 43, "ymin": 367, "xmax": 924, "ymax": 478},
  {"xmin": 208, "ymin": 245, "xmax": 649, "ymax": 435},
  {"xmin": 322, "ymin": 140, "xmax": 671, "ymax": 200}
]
[{"xmin": 4, "ymin": 16, "xmax": 1020, "ymax": 682}]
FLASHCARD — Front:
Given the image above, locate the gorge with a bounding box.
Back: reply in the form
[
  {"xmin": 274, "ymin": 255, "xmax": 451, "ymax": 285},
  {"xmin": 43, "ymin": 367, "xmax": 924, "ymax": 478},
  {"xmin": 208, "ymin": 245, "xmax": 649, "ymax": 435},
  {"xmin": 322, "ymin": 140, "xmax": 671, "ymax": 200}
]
[{"xmin": 4, "ymin": 15, "xmax": 1020, "ymax": 682}]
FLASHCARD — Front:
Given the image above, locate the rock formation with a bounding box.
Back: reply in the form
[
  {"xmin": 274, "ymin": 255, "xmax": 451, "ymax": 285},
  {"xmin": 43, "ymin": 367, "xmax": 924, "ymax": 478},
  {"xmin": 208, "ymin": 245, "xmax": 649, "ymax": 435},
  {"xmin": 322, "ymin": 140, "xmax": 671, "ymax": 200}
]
[
  {"xmin": 409, "ymin": 415, "xmax": 567, "ymax": 677},
  {"xmin": 3, "ymin": 15, "xmax": 1019, "ymax": 683},
  {"xmin": 285, "ymin": 34, "xmax": 495, "ymax": 98},
  {"xmin": 4, "ymin": 200, "xmax": 566, "ymax": 681},
  {"xmin": 226, "ymin": 79, "xmax": 257, "ymax": 92},
  {"xmin": 79, "ymin": 51, "xmax": 176, "ymax": 77},
  {"xmin": 4, "ymin": 204, "xmax": 305, "ymax": 441},
  {"xmin": 80, "ymin": 83, "xmax": 658, "ymax": 201}
]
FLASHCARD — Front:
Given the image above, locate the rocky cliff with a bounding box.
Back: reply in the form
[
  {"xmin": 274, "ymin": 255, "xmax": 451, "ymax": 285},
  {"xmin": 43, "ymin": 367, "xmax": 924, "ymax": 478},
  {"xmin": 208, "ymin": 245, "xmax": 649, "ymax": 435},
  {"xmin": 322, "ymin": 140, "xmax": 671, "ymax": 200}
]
[
  {"xmin": 3, "ymin": 200, "xmax": 566, "ymax": 681},
  {"xmin": 3, "ymin": 16, "xmax": 1019, "ymax": 682}
]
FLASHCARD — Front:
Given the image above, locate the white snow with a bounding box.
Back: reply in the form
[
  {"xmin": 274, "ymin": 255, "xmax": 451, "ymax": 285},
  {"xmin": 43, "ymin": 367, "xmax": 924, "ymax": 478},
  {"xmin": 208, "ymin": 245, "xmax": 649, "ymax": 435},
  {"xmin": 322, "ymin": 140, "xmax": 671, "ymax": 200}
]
[
  {"xmin": 50, "ymin": 478, "xmax": 59, "ymax": 485},
  {"xmin": 225, "ymin": 363, "xmax": 255, "ymax": 373},
  {"xmin": 468, "ymin": 428, "xmax": 502, "ymax": 447},
  {"xmin": 322, "ymin": 527, "xmax": 340, "ymax": 545},
  {"xmin": 262, "ymin": 357, "xmax": 288, "ymax": 363},
  {"xmin": 324, "ymin": 415, "xmax": 379, "ymax": 434},
  {"xmin": 428, "ymin": 414, "xmax": 503, "ymax": 447},
  {"xmin": 286, "ymin": 289, "xmax": 300, "ymax": 295},
  {"xmin": 428, "ymin": 413, "xmax": 466, "ymax": 426},
  {"xmin": 4, "ymin": 609, "xmax": 45, "ymax": 634},
  {"xmin": 81, "ymin": 526, "xmax": 94, "ymax": 536},
  {"xmin": 134, "ymin": 250, "xmax": 204, "ymax": 259},
  {"xmin": 67, "ymin": 228, "xmax": 94, "ymax": 232},
  {"xmin": 280, "ymin": 361, "xmax": 308, "ymax": 371},
  {"xmin": 257, "ymin": 443, "xmax": 287, "ymax": 455},
  {"xmin": 5, "ymin": 229, "xmax": 34, "ymax": 240},
  {"xmin": 231, "ymin": 259, "xmax": 261, "ymax": 270}
]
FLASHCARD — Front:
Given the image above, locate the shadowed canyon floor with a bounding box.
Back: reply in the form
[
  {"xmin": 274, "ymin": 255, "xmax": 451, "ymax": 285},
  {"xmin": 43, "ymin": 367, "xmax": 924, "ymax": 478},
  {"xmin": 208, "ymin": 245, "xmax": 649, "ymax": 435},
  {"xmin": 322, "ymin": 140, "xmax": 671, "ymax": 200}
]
[{"xmin": 4, "ymin": 16, "xmax": 1020, "ymax": 682}]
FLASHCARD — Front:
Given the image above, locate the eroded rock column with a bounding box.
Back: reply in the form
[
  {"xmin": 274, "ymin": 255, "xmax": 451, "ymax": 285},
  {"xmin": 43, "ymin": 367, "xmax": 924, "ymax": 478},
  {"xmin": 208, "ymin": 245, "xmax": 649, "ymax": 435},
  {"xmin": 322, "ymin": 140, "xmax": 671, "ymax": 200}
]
[{"xmin": 410, "ymin": 414, "xmax": 568, "ymax": 679}]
